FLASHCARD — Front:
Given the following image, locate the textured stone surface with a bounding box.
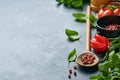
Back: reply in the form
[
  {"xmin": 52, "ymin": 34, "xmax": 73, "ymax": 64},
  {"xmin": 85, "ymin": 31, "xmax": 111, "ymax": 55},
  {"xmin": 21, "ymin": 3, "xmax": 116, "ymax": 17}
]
[{"xmin": 0, "ymin": 0, "xmax": 98, "ymax": 80}]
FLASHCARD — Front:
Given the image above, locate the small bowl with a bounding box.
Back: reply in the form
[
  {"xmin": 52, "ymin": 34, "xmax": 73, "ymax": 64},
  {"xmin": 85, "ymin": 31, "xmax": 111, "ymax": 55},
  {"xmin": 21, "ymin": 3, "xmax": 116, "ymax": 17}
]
[
  {"xmin": 96, "ymin": 15, "xmax": 120, "ymax": 38},
  {"xmin": 76, "ymin": 51, "xmax": 99, "ymax": 67}
]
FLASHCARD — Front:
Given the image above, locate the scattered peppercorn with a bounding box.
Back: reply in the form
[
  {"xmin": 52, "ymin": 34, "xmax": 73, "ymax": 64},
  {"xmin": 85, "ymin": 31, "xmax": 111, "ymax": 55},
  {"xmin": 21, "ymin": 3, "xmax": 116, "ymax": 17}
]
[
  {"xmin": 68, "ymin": 75, "xmax": 71, "ymax": 79},
  {"xmin": 68, "ymin": 69, "xmax": 72, "ymax": 74},
  {"xmin": 103, "ymin": 24, "xmax": 120, "ymax": 30},
  {"xmin": 68, "ymin": 65, "xmax": 78, "ymax": 79},
  {"xmin": 73, "ymin": 65, "xmax": 77, "ymax": 70},
  {"xmin": 74, "ymin": 71, "xmax": 77, "ymax": 76}
]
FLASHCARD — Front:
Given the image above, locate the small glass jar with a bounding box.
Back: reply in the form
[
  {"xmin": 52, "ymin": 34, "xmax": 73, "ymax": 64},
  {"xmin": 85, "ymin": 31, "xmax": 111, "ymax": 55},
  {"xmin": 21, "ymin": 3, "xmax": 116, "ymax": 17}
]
[{"xmin": 90, "ymin": 0, "xmax": 111, "ymax": 12}]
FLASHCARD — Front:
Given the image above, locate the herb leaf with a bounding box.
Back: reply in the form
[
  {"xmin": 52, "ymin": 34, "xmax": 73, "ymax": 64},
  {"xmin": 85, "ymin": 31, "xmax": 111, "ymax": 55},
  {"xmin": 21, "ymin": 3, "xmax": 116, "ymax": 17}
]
[
  {"xmin": 68, "ymin": 48, "xmax": 76, "ymax": 62},
  {"xmin": 56, "ymin": 0, "xmax": 64, "ymax": 4},
  {"xmin": 72, "ymin": 0, "xmax": 83, "ymax": 8},
  {"xmin": 63, "ymin": 0, "xmax": 72, "ymax": 5},
  {"xmin": 73, "ymin": 13, "xmax": 97, "ymax": 27},
  {"xmin": 90, "ymin": 74, "xmax": 105, "ymax": 80},
  {"xmin": 65, "ymin": 29, "xmax": 80, "ymax": 41},
  {"xmin": 89, "ymin": 13, "xmax": 97, "ymax": 28},
  {"xmin": 73, "ymin": 13, "xmax": 86, "ymax": 22},
  {"xmin": 56, "ymin": 0, "xmax": 84, "ymax": 8}
]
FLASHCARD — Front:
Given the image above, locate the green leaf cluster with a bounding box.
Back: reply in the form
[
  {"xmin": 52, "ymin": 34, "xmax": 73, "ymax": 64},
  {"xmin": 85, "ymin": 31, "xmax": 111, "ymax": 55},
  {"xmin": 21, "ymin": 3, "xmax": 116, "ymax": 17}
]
[
  {"xmin": 65, "ymin": 29, "xmax": 80, "ymax": 41},
  {"xmin": 103, "ymin": 37, "xmax": 120, "ymax": 62},
  {"xmin": 90, "ymin": 37, "xmax": 120, "ymax": 80},
  {"xmin": 90, "ymin": 51, "xmax": 120, "ymax": 80}
]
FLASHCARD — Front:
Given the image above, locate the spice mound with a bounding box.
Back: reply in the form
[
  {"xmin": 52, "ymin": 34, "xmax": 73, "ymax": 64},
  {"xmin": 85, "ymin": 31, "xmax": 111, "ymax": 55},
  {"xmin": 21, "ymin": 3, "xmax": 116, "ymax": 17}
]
[
  {"xmin": 103, "ymin": 24, "xmax": 120, "ymax": 30},
  {"xmin": 80, "ymin": 53, "xmax": 95, "ymax": 65},
  {"xmin": 76, "ymin": 52, "xmax": 98, "ymax": 67}
]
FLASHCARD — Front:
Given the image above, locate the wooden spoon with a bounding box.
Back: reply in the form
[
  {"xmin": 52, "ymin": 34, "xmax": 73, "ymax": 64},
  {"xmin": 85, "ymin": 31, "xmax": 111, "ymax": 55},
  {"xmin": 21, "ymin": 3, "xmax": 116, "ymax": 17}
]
[{"xmin": 76, "ymin": 6, "xmax": 99, "ymax": 67}]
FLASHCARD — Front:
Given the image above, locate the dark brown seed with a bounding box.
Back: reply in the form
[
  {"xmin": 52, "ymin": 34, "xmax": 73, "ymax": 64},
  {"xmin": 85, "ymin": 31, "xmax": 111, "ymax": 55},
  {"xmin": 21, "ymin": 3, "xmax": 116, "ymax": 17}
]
[
  {"xmin": 68, "ymin": 69, "xmax": 72, "ymax": 74},
  {"xmin": 73, "ymin": 65, "xmax": 77, "ymax": 70},
  {"xmin": 74, "ymin": 71, "xmax": 77, "ymax": 76},
  {"xmin": 68, "ymin": 75, "xmax": 71, "ymax": 79}
]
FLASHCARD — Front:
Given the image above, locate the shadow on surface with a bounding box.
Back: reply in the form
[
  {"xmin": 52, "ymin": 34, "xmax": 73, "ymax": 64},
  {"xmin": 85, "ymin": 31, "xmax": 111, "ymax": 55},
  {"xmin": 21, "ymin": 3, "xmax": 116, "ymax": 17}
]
[{"xmin": 77, "ymin": 64, "xmax": 98, "ymax": 74}]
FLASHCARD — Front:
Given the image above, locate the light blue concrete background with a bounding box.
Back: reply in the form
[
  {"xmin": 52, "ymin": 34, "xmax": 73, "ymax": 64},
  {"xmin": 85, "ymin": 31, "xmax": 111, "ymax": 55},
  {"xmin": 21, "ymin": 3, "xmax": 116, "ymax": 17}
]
[{"xmin": 0, "ymin": 0, "xmax": 97, "ymax": 80}]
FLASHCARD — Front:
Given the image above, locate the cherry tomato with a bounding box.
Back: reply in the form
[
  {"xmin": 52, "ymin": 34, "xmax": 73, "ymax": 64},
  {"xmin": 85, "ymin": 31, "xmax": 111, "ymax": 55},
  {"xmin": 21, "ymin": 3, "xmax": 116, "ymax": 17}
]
[
  {"xmin": 114, "ymin": 8, "xmax": 120, "ymax": 16},
  {"xmin": 97, "ymin": 9, "xmax": 104, "ymax": 19},
  {"xmin": 102, "ymin": 9, "xmax": 113, "ymax": 17},
  {"xmin": 97, "ymin": 8, "xmax": 113, "ymax": 19}
]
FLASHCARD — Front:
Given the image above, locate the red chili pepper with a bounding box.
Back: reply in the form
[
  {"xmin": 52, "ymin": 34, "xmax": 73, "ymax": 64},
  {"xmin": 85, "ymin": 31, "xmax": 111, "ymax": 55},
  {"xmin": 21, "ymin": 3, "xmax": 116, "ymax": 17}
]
[{"xmin": 90, "ymin": 34, "xmax": 110, "ymax": 53}]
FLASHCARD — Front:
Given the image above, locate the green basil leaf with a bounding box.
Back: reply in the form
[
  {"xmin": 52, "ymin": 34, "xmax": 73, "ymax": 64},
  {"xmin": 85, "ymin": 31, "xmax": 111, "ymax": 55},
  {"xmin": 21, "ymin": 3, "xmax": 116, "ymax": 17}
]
[
  {"xmin": 72, "ymin": 0, "xmax": 83, "ymax": 8},
  {"xmin": 73, "ymin": 13, "xmax": 86, "ymax": 22},
  {"xmin": 65, "ymin": 29, "xmax": 80, "ymax": 41},
  {"xmin": 63, "ymin": 0, "xmax": 72, "ymax": 5},
  {"xmin": 56, "ymin": 0, "xmax": 64, "ymax": 4},
  {"xmin": 68, "ymin": 48, "xmax": 76, "ymax": 62},
  {"xmin": 89, "ymin": 74, "xmax": 105, "ymax": 80},
  {"xmin": 89, "ymin": 13, "xmax": 97, "ymax": 28},
  {"xmin": 56, "ymin": 0, "xmax": 88, "ymax": 8}
]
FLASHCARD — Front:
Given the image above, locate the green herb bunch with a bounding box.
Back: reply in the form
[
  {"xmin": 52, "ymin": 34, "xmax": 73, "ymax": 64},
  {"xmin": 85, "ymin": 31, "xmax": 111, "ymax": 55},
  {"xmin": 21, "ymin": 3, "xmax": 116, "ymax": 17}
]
[{"xmin": 90, "ymin": 37, "xmax": 120, "ymax": 80}]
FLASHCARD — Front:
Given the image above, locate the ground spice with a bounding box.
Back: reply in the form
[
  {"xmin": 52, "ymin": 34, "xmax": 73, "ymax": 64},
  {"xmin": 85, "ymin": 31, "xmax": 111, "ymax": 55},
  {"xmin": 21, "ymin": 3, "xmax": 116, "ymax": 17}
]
[
  {"xmin": 80, "ymin": 53, "xmax": 95, "ymax": 65},
  {"xmin": 73, "ymin": 65, "xmax": 77, "ymax": 70},
  {"xmin": 103, "ymin": 24, "xmax": 120, "ymax": 30},
  {"xmin": 74, "ymin": 71, "xmax": 77, "ymax": 76},
  {"xmin": 68, "ymin": 75, "xmax": 71, "ymax": 79}
]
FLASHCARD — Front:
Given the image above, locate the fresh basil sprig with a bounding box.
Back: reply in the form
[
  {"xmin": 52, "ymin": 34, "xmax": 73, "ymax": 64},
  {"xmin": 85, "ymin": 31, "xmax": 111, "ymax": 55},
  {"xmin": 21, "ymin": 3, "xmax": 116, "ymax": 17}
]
[
  {"xmin": 71, "ymin": 0, "xmax": 83, "ymax": 8},
  {"xmin": 68, "ymin": 48, "xmax": 76, "ymax": 62},
  {"xmin": 65, "ymin": 29, "xmax": 80, "ymax": 41},
  {"xmin": 56, "ymin": 0, "xmax": 63, "ymax": 4}
]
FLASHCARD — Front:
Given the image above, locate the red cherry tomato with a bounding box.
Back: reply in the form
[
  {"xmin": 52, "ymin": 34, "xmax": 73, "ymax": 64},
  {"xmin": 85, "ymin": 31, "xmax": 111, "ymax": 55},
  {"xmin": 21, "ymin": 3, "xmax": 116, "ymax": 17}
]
[
  {"xmin": 97, "ymin": 9, "xmax": 104, "ymax": 19},
  {"xmin": 114, "ymin": 8, "xmax": 120, "ymax": 16},
  {"xmin": 97, "ymin": 8, "xmax": 114, "ymax": 19},
  {"xmin": 102, "ymin": 9, "xmax": 114, "ymax": 17}
]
